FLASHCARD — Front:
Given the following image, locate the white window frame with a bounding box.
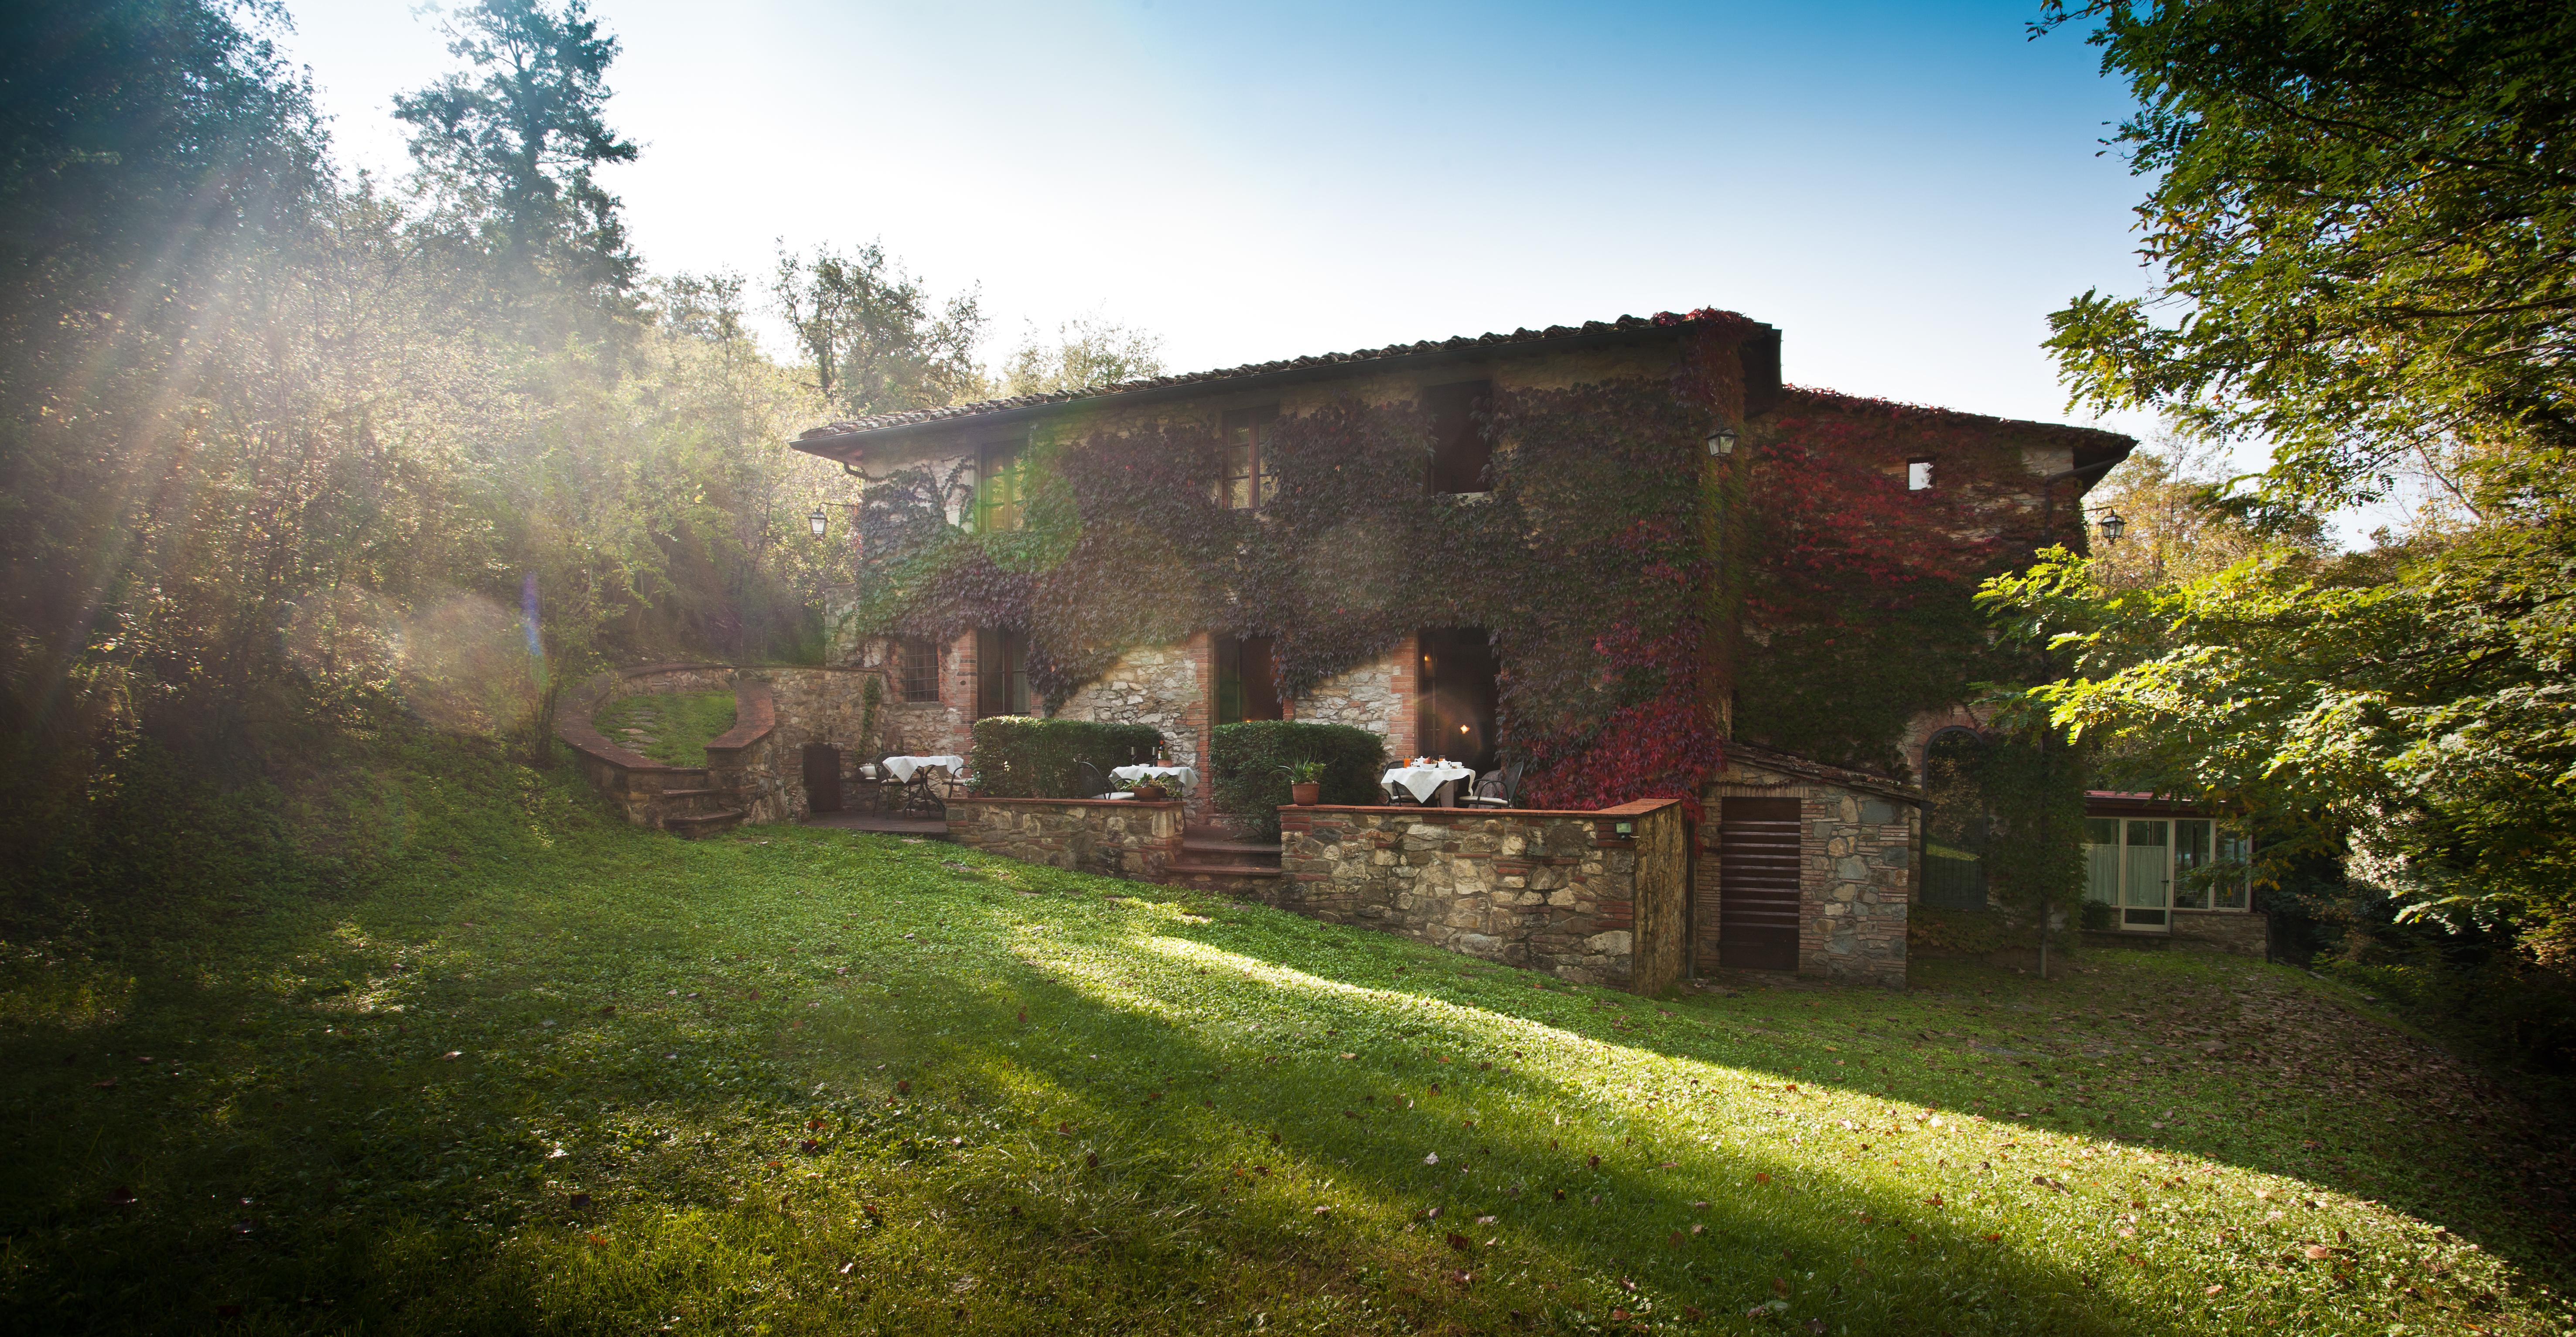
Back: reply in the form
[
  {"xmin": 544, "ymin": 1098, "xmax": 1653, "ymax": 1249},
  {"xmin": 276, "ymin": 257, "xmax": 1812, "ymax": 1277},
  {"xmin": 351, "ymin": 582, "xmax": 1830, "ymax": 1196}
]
[{"xmin": 2084, "ymin": 815, "xmax": 2251, "ymax": 931}]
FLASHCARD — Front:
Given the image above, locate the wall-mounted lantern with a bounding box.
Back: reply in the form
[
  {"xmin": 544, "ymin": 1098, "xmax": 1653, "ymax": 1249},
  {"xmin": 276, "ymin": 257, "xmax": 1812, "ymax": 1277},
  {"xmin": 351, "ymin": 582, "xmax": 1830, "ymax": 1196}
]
[
  {"xmin": 1706, "ymin": 429, "xmax": 1738, "ymax": 457},
  {"xmin": 2095, "ymin": 510, "xmax": 2127, "ymax": 545},
  {"xmin": 807, "ymin": 507, "xmax": 828, "ymax": 539}
]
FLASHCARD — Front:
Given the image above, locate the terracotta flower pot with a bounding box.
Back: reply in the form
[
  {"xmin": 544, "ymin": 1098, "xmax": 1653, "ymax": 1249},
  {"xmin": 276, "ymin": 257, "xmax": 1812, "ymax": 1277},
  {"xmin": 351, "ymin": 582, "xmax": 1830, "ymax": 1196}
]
[{"xmin": 1290, "ymin": 781, "xmax": 1321, "ymax": 806}]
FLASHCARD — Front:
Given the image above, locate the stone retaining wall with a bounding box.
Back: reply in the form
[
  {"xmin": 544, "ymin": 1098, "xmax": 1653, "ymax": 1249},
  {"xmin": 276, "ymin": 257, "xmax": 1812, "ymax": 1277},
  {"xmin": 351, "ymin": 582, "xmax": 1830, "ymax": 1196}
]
[
  {"xmin": 2172, "ymin": 909, "xmax": 2269, "ymax": 958},
  {"xmin": 1273, "ymin": 799, "xmax": 1687, "ymax": 991},
  {"xmin": 945, "ymin": 797, "xmax": 1185, "ymax": 881}
]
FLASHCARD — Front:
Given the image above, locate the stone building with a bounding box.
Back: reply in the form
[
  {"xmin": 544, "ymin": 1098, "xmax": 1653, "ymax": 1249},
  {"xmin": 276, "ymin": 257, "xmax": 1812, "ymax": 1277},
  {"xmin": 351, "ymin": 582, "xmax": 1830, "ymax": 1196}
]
[{"xmin": 790, "ymin": 310, "xmax": 2135, "ymax": 987}]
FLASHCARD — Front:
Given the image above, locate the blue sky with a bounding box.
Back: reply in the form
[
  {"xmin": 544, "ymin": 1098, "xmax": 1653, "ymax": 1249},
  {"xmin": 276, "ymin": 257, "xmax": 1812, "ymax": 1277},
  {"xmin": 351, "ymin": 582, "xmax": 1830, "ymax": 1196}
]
[{"xmin": 284, "ymin": 0, "xmax": 2157, "ymax": 437}]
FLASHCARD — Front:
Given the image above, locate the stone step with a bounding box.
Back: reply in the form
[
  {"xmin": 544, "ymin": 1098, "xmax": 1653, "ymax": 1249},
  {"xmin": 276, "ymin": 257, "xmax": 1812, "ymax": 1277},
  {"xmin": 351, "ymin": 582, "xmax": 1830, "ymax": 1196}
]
[
  {"xmin": 665, "ymin": 809, "xmax": 745, "ymax": 838},
  {"xmin": 1182, "ymin": 835, "xmax": 1282, "ymax": 859},
  {"xmin": 1167, "ymin": 860, "xmax": 1281, "ymax": 879}
]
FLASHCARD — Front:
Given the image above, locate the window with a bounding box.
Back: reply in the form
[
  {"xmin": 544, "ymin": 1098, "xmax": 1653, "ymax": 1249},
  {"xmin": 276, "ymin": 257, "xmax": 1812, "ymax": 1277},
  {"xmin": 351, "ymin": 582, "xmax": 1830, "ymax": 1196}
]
[
  {"xmin": 1425, "ymin": 380, "xmax": 1494, "ymax": 495},
  {"xmin": 974, "ymin": 628, "xmax": 1029, "ymax": 718},
  {"xmin": 974, "ymin": 441, "xmax": 1027, "ymax": 532},
  {"xmin": 892, "ymin": 637, "xmax": 940, "ymax": 703},
  {"xmin": 1906, "ymin": 458, "xmax": 1934, "ymax": 491},
  {"xmin": 1216, "ymin": 406, "xmax": 1279, "ymax": 510},
  {"xmin": 1215, "ymin": 634, "xmax": 1282, "ymax": 724},
  {"xmin": 2084, "ymin": 816, "xmax": 2250, "ymax": 929}
]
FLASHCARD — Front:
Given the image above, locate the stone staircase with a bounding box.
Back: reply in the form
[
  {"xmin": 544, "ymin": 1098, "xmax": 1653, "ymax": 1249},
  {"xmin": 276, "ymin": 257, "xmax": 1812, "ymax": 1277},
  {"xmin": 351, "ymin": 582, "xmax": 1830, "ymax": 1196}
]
[
  {"xmin": 1168, "ymin": 824, "xmax": 1282, "ymax": 886},
  {"xmin": 655, "ymin": 769, "xmax": 747, "ymax": 839}
]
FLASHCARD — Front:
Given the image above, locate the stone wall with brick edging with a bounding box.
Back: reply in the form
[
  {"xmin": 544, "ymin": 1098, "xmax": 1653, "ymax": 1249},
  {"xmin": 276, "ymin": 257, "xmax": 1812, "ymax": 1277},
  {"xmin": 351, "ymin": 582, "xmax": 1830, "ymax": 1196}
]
[
  {"xmin": 561, "ymin": 662, "xmax": 907, "ymax": 830},
  {"xmin": 944, "ymin": 797, "xmax": 1185, "ymax": 880},
  {"xmin": 1702, "ymin": 746, "xmax": 1919, "ymax": 989},
  {"xmin": 1273, "ymin": 799, "xmax": 1688, "ymax": 992},
  {"xmin": 557, "ymin": 664, "xmax": 776, "ymax": 832}
]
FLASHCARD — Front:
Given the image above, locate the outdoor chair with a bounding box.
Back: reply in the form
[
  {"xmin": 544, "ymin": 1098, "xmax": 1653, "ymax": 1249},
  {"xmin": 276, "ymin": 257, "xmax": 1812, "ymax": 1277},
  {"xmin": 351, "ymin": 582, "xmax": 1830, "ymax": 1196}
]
[
  {"xmin": 1077, "ymin": 760, "xmax": 1123, "ymax": 800},
  {"xmin": 1461, "ymin": 761, "xmax": 1526, "ymax": 808}
]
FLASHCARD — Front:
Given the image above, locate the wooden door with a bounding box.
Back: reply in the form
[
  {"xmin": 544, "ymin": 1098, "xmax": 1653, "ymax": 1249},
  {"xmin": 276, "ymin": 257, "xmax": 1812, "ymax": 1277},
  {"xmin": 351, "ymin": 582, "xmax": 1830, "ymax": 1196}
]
[
  {"xmin": 802, "ymin": 743, "xmax": 842, "ymax": 814},
  {"xmin": 1717, "ymin": 797, "xmax": 1802, "ymax": 972}
]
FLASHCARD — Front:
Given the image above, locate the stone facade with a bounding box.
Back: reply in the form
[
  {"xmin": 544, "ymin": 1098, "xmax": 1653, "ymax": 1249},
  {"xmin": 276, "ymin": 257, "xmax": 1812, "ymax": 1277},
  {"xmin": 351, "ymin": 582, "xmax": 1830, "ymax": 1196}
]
[
  {"xmin": 1057, "ymin": 641, "xmax": 1209, "ymax": 771},
  {"xmin": 2172, "ymin": 909, "xmax": 2270, "ymax": 958},
  {"xmin": 1272, "ymin": 799, "xmax": 1687, "ymax": 991},
  {"xmin": 945, "ymin": 797, "xmax": 1185, "ymax": 880},
  {"xmin": 1289, "ymin": 637, "xmax": 1417, "ymax": 761},
  {"xmin": 1703, "ymin": 746, "xmax": 1918, "ymax": 989}
]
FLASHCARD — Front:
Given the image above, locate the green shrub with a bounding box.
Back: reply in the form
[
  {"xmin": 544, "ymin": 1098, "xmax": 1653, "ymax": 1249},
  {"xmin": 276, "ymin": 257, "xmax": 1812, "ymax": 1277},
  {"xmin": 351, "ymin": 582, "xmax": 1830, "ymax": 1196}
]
[
  {"xmin": 968, "ymin": 717, "xmax": 1159, "ymax": 798},
  {"xmin": 1210, "ymin": 722, "xmax": 1387, "ymax": 839}
]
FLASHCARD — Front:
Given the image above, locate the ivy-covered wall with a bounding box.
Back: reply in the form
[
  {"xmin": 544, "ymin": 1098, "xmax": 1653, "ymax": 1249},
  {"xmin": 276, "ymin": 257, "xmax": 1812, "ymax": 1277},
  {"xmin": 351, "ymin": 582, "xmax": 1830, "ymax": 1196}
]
[{"xmin": 806, "ymin": 316, "xmax": 2129, "ymax": 811}]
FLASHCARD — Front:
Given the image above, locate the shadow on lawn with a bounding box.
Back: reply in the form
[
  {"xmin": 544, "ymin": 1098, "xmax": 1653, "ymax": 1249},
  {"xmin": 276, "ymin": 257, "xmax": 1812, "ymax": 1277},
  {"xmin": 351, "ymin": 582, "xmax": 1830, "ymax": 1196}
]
[
  {"xmin": 1132, "ymin": 898, "xmax": 2575, "ymax": 1289},
  {"xmin": 777, "ymin": 889, "xmax": 2170, "ymax": 1334}
]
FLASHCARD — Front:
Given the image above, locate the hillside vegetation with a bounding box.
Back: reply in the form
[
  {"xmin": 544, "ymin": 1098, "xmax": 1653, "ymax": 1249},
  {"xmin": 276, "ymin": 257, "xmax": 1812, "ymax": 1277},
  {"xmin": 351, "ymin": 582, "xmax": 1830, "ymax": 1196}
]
[{"xmin": 0, "ymin": 741, "xmax": 2567, "ymax": 1334}]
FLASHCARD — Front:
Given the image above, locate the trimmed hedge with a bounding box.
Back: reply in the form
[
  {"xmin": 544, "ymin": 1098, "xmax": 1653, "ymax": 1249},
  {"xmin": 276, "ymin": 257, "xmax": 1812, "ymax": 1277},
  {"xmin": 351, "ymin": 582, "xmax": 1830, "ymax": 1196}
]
[
  {"xmin": 1210, "ymin": 721, "xmax": 1387, "ymax": 839},
  {"xmin": 968, "ymin": 717, "xmax": 1160, "ymax": 798}
]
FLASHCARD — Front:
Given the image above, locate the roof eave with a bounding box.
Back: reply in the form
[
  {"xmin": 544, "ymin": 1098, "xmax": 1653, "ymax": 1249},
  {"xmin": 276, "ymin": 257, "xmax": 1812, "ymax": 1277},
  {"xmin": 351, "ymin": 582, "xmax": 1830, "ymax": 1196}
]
[{"xmin": 790, "ymin": 319, "xmax": 1764, "ymax": 461}]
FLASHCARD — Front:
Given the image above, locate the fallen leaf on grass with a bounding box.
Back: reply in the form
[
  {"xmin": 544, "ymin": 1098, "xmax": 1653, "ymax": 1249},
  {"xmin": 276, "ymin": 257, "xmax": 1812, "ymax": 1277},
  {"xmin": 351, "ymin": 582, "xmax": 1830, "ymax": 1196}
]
[
  {"xmin": 91, "ymin": 1078, "xmax": 116, "ymax": 1089},
  {"xmin": 2304, "ymin": 1245, "xmax": 2332, "ymax": 1260}
]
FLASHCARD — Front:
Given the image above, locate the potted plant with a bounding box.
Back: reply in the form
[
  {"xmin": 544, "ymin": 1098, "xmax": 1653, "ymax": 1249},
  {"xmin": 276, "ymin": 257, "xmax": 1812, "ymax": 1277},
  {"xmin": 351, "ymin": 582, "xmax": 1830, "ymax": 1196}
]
[
  {"xmin": 1281, "ymin": 760, "xmax": 1327, "ymax": 806},
  {"xmin": 1126, "ymin": 778, "xmax": 1174, "ymax": 803}
]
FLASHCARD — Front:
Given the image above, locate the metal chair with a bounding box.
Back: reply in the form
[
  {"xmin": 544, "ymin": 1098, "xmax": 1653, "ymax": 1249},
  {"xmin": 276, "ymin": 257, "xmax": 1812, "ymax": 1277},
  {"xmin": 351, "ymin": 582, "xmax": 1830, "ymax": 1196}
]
[
  {"xmin": 1077, "ymin": 760, "xmax": 1122, "ymax": 800},
  {"xmin": 1461, "ymin": 761, "xmax": 1525, "ymax": 808}
]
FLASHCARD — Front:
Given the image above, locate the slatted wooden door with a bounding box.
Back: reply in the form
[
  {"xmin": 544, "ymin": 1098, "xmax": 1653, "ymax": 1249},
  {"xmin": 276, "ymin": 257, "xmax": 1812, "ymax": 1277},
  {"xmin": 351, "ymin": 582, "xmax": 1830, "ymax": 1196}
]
[{"xmin": 1718, "ymin": 797, "xmax": 1803, "ymax": 971}]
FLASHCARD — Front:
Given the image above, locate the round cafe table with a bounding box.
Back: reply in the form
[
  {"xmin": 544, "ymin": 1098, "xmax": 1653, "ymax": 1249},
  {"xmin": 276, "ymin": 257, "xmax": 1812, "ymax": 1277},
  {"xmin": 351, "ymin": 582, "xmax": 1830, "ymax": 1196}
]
[
  {"xmin": 879, "ymin": 754, "xmax": 965, "ymax": 782},
  {"xmin": 1110, "ymin": 764, "xmax": 1198, "ymax": 796},
  {"xmin": 1382, "ymin": 762, "xmax": 1476, "ymax": 806}
]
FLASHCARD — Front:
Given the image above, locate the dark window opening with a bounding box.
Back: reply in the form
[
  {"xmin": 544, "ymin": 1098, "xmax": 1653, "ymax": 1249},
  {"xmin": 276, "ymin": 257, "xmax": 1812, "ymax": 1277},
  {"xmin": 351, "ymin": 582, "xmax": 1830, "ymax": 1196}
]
[
  {"xmin": 1216, "ymin": 406, "xmax": 1280, "ymax": 510},
  {"xmin": 975, "ymin": 628, "xmax": 1030, "ymax": 718},
  {"xmin": 1215, "ymin": 634, "xmax": 1282, "ymax": 724},
  {"xmin": 1425, "ymin": 380, "xmax": 1495, "ymax": 495},
  {"xmin": 892, "ymin": 637, "xmax": 940, "ymax": 703},
  {"xmin": 1416, "ymin": 627, "xmax": 1500, "ymax": 773},
  {"xmin": 976, "ymin": 441, "xmax": 1027, "ymax": 532}
]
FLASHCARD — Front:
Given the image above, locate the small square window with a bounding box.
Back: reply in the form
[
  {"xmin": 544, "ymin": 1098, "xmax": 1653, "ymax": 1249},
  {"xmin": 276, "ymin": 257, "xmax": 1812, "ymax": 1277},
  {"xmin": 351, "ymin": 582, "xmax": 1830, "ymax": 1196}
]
[
  {"xmin": 892, "ymin": 637, "xmax": 940, "ymax": 703},
  {"xmin": 1906, "ymin": 459, "xmax": 1934, "ymax": 491}
]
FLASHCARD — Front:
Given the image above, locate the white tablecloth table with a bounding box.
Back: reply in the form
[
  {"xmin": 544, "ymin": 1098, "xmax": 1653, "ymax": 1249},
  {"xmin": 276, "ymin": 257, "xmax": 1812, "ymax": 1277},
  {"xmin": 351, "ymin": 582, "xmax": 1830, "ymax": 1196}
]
[
  {"xmin": 1110, "ymin": 764, "xmax": 1198, "ymax": 795},
  {"xmin": 881, "ymin": 754, "xmax": 966, "ymax": 782},
  {"xmin": 1383, "ymin": 763, "xmax": 1476, "ymax": 805}
]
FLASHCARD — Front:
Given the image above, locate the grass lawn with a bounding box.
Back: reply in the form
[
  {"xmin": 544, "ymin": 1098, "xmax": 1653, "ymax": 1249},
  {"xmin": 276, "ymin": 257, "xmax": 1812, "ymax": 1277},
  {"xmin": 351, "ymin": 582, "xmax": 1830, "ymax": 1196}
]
[
  {"xmin": 2, "ymin": 748, "xmax": 2569, "ymax": 1334},
  {"xmin": 591, "ymin": 691, "xmax": 738, "ymax": 766}
]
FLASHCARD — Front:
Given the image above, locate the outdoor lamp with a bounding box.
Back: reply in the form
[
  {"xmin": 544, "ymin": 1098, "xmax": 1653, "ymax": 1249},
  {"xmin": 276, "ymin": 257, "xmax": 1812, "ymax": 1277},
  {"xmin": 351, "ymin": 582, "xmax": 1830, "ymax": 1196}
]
[
  {"xmin": 2097, "ymin": 510, "xmax": 2127, "ymax": 544},
  {"xmin": 1707, "ymin": 429, "xmax": 1738, "ymax": 457},
  {"xmin": 807, "ymin": 507, "xmax": 828, "ymax": 539}
]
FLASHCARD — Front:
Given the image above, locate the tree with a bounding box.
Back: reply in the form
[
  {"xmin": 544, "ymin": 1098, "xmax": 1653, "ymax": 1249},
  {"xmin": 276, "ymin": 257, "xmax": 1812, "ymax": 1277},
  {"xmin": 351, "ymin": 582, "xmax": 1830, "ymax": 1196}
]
[
  {"xmin": 772, "ymin": 241, "xmax": 985, "ymax": 419},
  {"xmin": 1001, "ymin": 313, "xmax": 1165, "ymax": 396},
  {"xmin": 2037, "ymin": 0, "xmax": 2576, "ymax": 512},
  {"xmin": 394, "ymin": 0, "xmax": 638, "ymax": 310},
  {"xmin": 2012, "ymin": 1, "xmax": 2576, "ymax": 959}
]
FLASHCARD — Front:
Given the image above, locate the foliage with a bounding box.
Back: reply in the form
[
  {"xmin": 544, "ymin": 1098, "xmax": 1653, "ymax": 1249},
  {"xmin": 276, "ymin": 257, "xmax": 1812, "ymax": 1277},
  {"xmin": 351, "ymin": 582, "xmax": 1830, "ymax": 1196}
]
[
  {"xmin": 1983, "ymin": 523, "xmax": 2576, "ymax": 951},
  {"xmin": 965, "ymin": 716, "xmax": 1158, "ymax": 799},
  {"xmin": 2024, "ymin": 1, "xmax": 2576, "ymax": 982},
  {"xmin": 1283, "ymin": 758, "xmax": 1329, "ymax": 785},
  {"xmin": 1208, "ymin": 721, "xmax": 1386, "ymax": 838},
  {"xmin": 591, "ymin": 690, "xmax": 736, "ymax": 767},
  {"xmin": 1000, "ymin": 312, "xmax": 1166, "ymax": 396},
  {"xmin": 1732, "ymin": 393, "xmax": 2075, "ymax": 776},
  {"xmin": 3, "ymin": 742, "xmax": 2563, "ymax": 1330},
  {"xmin": 772, "ymin": 241, "xmax": 987, "ymax": 418},
  {"xmin": 395, "ymin": 0, "xmax": 639, "ymax": 339},
  {"xmin": 2039, "ymin": 0, "xmax": 2576, "ymax": 512}
]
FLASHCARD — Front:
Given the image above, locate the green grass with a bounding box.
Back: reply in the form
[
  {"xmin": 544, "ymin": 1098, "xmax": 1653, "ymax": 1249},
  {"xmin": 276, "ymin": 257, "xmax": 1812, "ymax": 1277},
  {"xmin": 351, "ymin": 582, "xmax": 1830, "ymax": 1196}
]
[
  {"xmin": 1, "ymin": 747, "xmax": 2569, "ymax": 1335},
  {"xmin": 592, "ymin": 690, "xmax": 738, "ymax": 766}
]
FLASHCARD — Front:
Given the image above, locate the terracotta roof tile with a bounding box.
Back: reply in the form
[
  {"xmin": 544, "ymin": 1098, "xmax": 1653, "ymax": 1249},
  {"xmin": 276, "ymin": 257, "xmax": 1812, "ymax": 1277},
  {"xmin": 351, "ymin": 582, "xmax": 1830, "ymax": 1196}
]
[{"xmin": 796, "ymin": 310, "xmax": 1761, "ymax": 443}]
